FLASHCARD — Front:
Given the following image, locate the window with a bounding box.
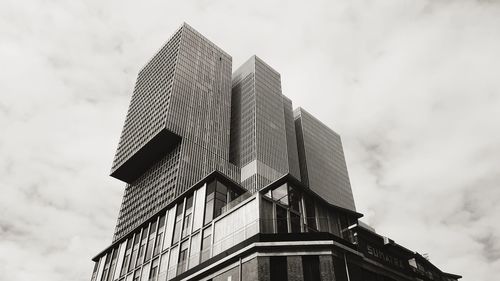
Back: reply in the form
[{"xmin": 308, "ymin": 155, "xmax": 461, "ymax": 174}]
[
  {"xmin": 137, "ymin": 227, "xmax": 148, "ymax": 266},
  {"xmin": 177, "ymin": 241, "xmax": 189, "ymax": 274},
  {"xmin": 290, "ymin": 212, "xmax": 301, "ymax": 233},
  {"xmin": 154, "ymin": 215, "xmax": 165, "ymax": 256},
  {"xmin": 317, "ymin": 205, "xmax": 329, "ymax": 232},
  {"xmin": 120, "ymin": 239, "xmax": 132, "ymax": 277},
  {"xmin": 189, "ymin": 233, "xmax": 200, "ymax": 269},
  {"xmin": 270, "ymin": 256, "xmax": 288, "ymax": 281},
  {"xmin": 133, "ymin": 269, "xmax": 141, "ymax": 281},
  {"xmin": 214, "ymin": 182, "xmax": 228, "ymax": 217},
  {"xmin": 158, "ymin": 252, "xmax": 169, "ymax": 281},
  {"xmin": 276, "ymin": 205, "xmax": 288, "ymax": 233},
  {"xmin": 145, "ymin": 237, "xmax": 155, "ymax": 262},
  {"xmin": 260, "ymin": 198, "xmax": 274, "ymax": 233},
  {"xmin": 205, "ymin": 180, "xmax": 234, "ymax": 225},
  {"xmin": 91, "ymin": 261, "xmax": 99, "ymax": 281},
  {"xmin": 149, "ymin": 258, "xmax": 159, "ymax": 281},
  {"xmin": 304, "ymin": 197, "xmax": 317, "ymax": 232},
  {"xmin": 339, "ymin": 214, "xmax": 354, "ymax": 241},
  {"xmin": 327, "ymin": 211, "xmax": 341, "ymax": 236},
  {"xmin": 172, "ymin": 203, "xmax": 184, "ymax": 244},
  {"xmin": 272, "ymin": 184, "xmax": 288, "ymax": 206},
  {"xmin": 204, "ymin": 182, "xmax": 216, "ymax": 224},
  {"xmin": 100, "ymin": 254, "xmax": 111, "ymax": 281},
  {"xmin": 129, "ymin": 233, "xmax": 141, "ymax": 272},
  {"xmin": 302, "ymin": 256, "xmax": 320, "ymax": 281},
  {"xmin": 182, "ymin": 195, "xmax": 194, "ymax": 238},
  {"xmin": 200, "ymin": 226, "xmax": 212, "ymax": 262},
  {"xmin": 167, "ymin": 246, "xmax": 178, "ymax": 279},
  {"xmin": 153, "ymin": 232, "xmax": 163, "ymax": 257},
  {"xmin": 107, "ymin": 248, "xmax": 119, "ymax": 281},
  {"xmin": 288, "ymin": 186, "xmax": 301, "ymax": 212}
]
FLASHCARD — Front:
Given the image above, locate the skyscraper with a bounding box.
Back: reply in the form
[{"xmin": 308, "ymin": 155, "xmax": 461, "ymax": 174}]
[
  {"xmin": 294, "ymin": 108, "xmax": 355, "ymax": 211},
  {"xmin": 110, "ymin": 23, "xmax": 239, "ymax": 240},
  {"xmin": 230, "ymin": 55, "xmax": 301, "ymax": 193},
  {"xmin": 90, "ymin": 23, "xmax": 460, "ymax": 281}
]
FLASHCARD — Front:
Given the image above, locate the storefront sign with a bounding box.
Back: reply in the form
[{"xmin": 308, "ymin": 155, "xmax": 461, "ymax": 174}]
[{"xmin": 365, "ymin": 244, "xmax": 406, "ymax": 269}]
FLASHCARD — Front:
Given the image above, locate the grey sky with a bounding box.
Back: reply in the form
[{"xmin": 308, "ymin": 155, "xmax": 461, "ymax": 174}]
[{"xmin": 1, "ymin": 0, "xmax": 499, "ymax": 280}]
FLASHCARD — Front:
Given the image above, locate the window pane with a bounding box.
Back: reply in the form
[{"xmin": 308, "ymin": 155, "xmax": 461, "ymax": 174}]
[
  {"xmin": 204, "ymin": 199, "xmax": 214, "ymax": 225},
  {"xmin": 272, "ymin": 184, "xmax": 288, "ymax": 206},
  {"xmin": 145, "ymin": 238, "xmax": 154, "ymax": 262},
  {"xmin": 276, "ymin": 206, "xmax": 288, "ymax": 233},
  {"xmin": 167, "ymin": 246, "xmax": 178, "ymax": 279},
  {"xmin": 288, "ymin": 186, "xmax": 301, "ymax": 212},
  {"xmin": 304, "ymin": 197, "xmax": 317, "ymax": 231},
  {"xmin": 188, "ymin": 233, "xmax": 201, "ymax": 269},
  {"xmin": 260, "ymin": 198, "xmax": 274, "ymax": 233},
  {"xmin": 149, "ymin": 258, "xmax": 159, "ymax": 281},
  {"xmin": 270, "ymin": 256, "xmax": 288, "ymax": 281},
  {"xmin": 185, "ymin": 195, "xmax": 193, "ymax": 210},
  {"xmin": 290, "ymin": 213, "xmax": 301, "ymax": 233},
  {"xmin": 177, "ymin": 241, "xmax": 189, "ymax": 274},
  {"xmin": 153, "ymin": 232, "xmax": 163, "ymax": 257},
  {"xmin": 158, "ymin": 215, "xmax": 166, "ymax": 230},
  {"xmin": 150, "ymin": 221, "xmax": 157, "ymax": 235},
  {"xmin": 302, "ymin": 256, "xmax": 320, "ymax": 281},
  {"xmin": 182, "ymin": 213, "xmax": 191, "ymax": 238},
  {"xmin": 158, "ymin": 252, "xmax": 169, "ymax": 281},
  {"xmin": 200, "ymin": 226, "xmax": 212, "ymax": 262}
]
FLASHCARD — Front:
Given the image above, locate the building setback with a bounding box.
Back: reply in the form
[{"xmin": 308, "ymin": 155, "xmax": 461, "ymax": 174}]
[{"xmin": 90, "ymin": 23, "xmax": 460, "ymax": 281}]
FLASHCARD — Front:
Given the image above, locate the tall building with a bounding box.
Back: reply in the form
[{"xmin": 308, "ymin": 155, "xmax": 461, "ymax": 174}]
[
  {"xmin": 90, "ymin": 23, "xmax": 461, "ymax": 281},
  {"xmin": 294, "ymin": 108, "xmax": 355, "ymax": 211},
  {"xmin": 110, "ymin": 23, "xmax": 239, "ymax": 240},
  {"xmin": 230, "ymin": 56, "xmax": 301, "ymax": 193}
]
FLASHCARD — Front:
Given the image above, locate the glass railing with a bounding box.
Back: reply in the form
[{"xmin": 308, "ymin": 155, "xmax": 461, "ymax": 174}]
[
  {"xmin": 221, "ymin": 193, "xmax": 252, "ymax": 214},
  {"xmin": 259, "ymin": 217, "xmax": 357, "ymax": 244},
  {"xmin": 212, "ymin": 218, "xmax": 259, "ymax": 256},
  {"xmin": 155, "ymin": 217, "xmax": 356, "ymax": 281}
]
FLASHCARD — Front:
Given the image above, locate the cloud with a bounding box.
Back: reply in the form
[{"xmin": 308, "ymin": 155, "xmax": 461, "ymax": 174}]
[{"xmin": 0, "ymin": 0, "xmax": 499, "ymax": 280}]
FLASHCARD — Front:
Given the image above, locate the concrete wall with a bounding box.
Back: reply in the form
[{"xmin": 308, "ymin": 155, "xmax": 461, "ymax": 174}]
[{"xmin": 287, "ymin": 256, "xmax": 304, "ymax": 281}]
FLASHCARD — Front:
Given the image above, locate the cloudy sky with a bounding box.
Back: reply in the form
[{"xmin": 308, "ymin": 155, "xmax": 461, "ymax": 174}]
[{"xmin": 1, "ymin": 0, "xmax": 499, "ymax": 280}]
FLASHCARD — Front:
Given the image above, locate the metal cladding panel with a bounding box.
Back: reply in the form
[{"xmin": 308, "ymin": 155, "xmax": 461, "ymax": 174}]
[
  {"xmin": 165, "ymin": 24, "xmax": 232, "ymax": 160},
  {"xmin": 110, "ymin": 23, "xmax": 232, "ymax": 184},
  {"xmin": 229, "ymin": 56, "xmax": 294, "ymax": 193},
  {"xmin": 110, "ymin": 23, "xmax": 236, "ymax": 240},
  {"xmin": 176, "ymin": 139, "xmax": 240, "ymax": 197},
  {"xmin": 294, "ymin": 108, "xmax": 356, "ymax": 211},
  {"xmin": 229, "ymin": 72, "xmax": 256, "ymax": 168},
  {"xmin": 111, "ymin": 27, "xmax": 183, "ymax": 182},
  {"xmin": 282, "ymin": 95, "xmax": 301, "ymax": 181},
  {"xmin": 254, "ymin": 57, "xmax": 288, "ymax": 180},
  {"xmin": 113, "ymin": 144, "xmax": 181, "ymax": 240}
]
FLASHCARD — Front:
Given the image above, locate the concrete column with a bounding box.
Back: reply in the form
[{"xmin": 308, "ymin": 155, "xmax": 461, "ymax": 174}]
[
  {"xmin": 319, "ymin": 255, "xmax": 336, "ymax": 281},
  {"xmin": 242, "ymin": 258, "xmax": 259, "ymax": 281},
  {"xmin": 257, "ymin": 256, "xmax": 271, "ymax": 281},
  {"xmin": 287, "ymin": 256, "xmax": 304, "ymax": 281}
]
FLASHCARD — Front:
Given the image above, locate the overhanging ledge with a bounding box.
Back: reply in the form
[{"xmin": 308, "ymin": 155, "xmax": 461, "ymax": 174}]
[{"xmin": 110, "ymin": 129, "xmax": 181, "ymax": 183}]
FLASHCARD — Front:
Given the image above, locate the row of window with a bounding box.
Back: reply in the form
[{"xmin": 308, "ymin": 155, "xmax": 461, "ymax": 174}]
[
  {"xmin": 93, "ymin": 180, "xmax": 245, "ymax": 281},
  {"xmin": 262, "ymin": 183, "xmax": 355, "ymax": 239}
]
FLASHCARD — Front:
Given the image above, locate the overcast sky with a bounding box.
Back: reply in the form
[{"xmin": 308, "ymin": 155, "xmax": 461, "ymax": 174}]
[{"xmin": 1, "ymin": 0, "xmax": 499, "ymax": 280}]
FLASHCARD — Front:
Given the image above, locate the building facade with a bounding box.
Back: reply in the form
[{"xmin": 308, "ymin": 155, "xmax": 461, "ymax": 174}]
[
  {"xmin": 230, "ymin": 56, "xmax": 301, "ymax": 193},
  {"xmin": 294, "ymin": 108, "xmax": 355, "ymax": 211},
  {"xmin": 90, "ymin": 23, "xmax": 460, "ymax": 281}
]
